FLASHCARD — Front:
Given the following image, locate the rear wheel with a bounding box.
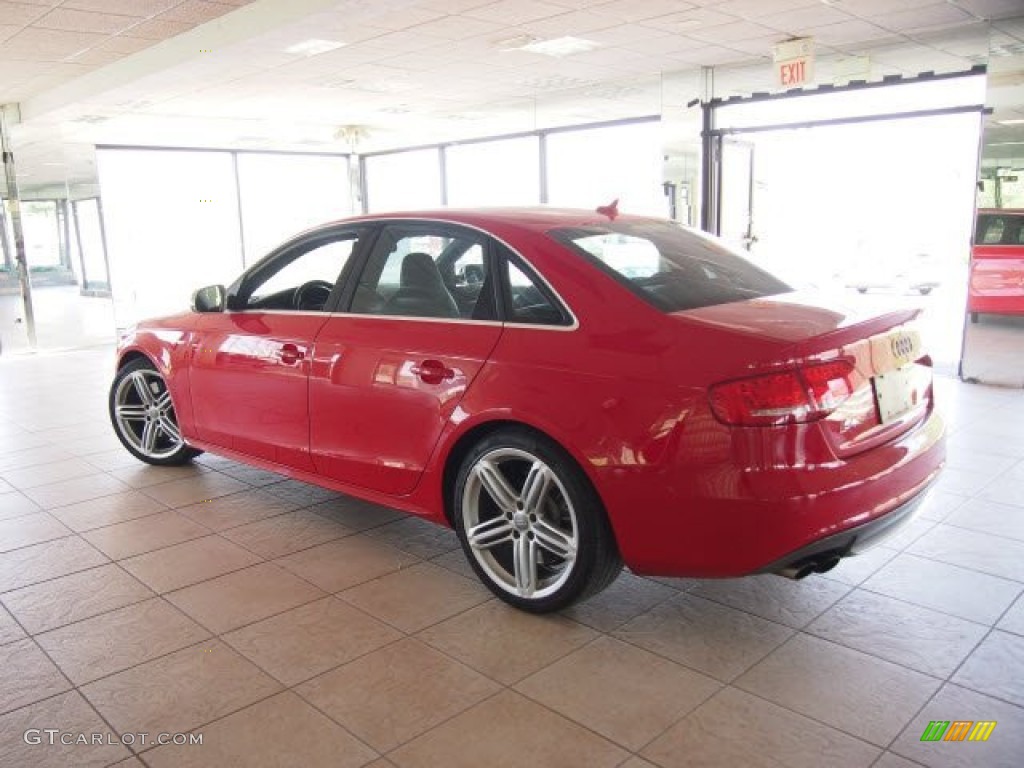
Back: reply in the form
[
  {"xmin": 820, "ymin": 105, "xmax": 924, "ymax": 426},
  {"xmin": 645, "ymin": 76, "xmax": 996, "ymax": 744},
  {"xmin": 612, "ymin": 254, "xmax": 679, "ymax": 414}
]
[
  {"xmin": 452, "ymin": 428, "xmax": 621, "ymax": 613},
  {"xmin": 971, "ymin": 312, "xmax": 980, "ymax": 323},
  {"xmin": 109, "ymin": 358, "xmax": 201, "ymax": 466}
]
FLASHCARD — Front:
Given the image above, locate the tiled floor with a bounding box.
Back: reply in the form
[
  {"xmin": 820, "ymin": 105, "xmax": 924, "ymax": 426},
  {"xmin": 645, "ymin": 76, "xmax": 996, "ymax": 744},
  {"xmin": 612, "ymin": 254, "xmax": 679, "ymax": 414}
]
[{"xmin": 1, "ymin": 347, "xmax": 1023, "ymax": 768}]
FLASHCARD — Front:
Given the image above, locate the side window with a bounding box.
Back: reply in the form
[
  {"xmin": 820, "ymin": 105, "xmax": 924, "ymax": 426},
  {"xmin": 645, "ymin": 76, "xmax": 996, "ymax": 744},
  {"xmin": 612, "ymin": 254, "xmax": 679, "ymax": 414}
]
[
  {"xmin": 241, "ymin": 235, "xmax": 357, "ymax": 311},
  {"xmin": 501, "ymin": 251, "xmax": 571, "ymax": 326},
  {"xmin": 349, "ymin": 226, "xmax": 495, "ymax": 320},
  {"xmin": 979, "ymin": 217, "xmax": 1006, "ymax": 245}
]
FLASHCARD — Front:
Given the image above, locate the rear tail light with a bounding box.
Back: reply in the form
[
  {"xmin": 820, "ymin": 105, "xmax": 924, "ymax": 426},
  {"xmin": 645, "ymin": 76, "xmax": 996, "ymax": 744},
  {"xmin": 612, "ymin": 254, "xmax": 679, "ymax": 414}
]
[{"xmin": 709, "ymin": 360, "xmax": 859, "ymax": 427}]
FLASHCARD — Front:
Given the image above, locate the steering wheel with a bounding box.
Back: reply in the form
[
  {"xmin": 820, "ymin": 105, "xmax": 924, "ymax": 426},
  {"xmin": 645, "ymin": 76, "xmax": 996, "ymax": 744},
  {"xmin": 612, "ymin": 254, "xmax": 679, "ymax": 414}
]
[{"xmin": 293, "ymin": 280, "xmax": 334, "ymax": 311}]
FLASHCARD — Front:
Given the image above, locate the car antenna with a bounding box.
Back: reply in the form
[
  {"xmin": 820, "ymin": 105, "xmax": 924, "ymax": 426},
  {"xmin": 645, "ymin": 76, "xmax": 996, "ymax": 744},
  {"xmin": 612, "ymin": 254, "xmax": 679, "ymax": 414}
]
[{"xmin": 596, "ymin": 199, "xmax": 619, "ymax": 220}]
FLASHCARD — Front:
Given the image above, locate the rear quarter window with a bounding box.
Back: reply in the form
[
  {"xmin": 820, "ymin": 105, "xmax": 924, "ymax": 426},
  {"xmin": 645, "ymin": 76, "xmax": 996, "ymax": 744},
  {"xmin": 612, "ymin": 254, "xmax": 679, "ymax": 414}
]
[{"xmin": 549, "ymin": 221, "xmax": 790, "ymax": 313}]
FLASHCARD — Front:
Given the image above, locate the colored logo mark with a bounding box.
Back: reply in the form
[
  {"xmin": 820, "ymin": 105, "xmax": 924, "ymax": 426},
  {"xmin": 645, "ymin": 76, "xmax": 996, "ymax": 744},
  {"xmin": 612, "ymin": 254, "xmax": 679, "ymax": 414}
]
[{"xmin": 920, "ymin": 720, "xmax": 996, "ymax": 742}]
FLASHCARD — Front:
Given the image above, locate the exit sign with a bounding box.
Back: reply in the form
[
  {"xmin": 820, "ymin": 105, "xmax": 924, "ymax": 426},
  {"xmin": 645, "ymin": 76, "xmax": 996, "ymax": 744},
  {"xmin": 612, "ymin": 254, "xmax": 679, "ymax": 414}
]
[{"xmin": 773, "ymin": 37, "xmax": 814, "ymax": 89}]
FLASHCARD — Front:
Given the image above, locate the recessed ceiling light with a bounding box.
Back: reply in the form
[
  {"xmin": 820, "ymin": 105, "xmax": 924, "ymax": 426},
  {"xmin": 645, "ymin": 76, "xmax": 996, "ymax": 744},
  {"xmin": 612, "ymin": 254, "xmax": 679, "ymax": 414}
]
[
  {"xmin": 997, "ymin": 119, "xmax": 1024, "ymax": 126},
  {"xmin": 519, "ymin": 36, "xmax": 599, "ymax": 57},
  {"xmin": 285, "ymin": 38, "xmax": 345, "ymax": 56}
]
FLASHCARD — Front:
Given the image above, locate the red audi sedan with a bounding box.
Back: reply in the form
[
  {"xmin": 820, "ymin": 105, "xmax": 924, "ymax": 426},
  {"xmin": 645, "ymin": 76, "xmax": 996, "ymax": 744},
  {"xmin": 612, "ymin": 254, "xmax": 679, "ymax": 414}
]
[{"xmin": 109, "ymin": 207, "xmax": 945, "ymax": 612}]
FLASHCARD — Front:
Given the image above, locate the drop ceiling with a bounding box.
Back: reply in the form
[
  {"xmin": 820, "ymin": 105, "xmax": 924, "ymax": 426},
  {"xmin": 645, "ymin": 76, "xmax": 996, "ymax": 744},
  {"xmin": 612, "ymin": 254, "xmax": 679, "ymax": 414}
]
[{"xmin": 1, "ymin": 0, "xmax": 1022, "ymax": 195}]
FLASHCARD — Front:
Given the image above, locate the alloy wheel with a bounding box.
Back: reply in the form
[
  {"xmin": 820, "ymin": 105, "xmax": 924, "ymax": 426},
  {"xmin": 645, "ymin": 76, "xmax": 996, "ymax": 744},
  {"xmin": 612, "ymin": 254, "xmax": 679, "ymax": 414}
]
[{"xmin": 112, "ymin": 369, "xmax": 185, "ymax": 461}]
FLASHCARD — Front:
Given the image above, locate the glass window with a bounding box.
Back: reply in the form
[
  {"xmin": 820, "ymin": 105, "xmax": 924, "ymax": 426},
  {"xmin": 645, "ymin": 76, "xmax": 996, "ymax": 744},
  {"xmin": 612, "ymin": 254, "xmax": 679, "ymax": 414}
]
[
  {"xmin": 364, "ymin": 149, "xmax": 442, "ymax": 212},
  {"xmin": 349, "ymin": 225, "xmax": 493, "ymax": 320},
  {"xmin": 545, "ymin": 122, "xmax": 665, "ymax": 216},
  {"xmin": 550, "ymin": 221, "xmax": 790, "ymax": 314},
  {"xmin": 74, "ymin": 199, "xmax": 109, "ymax": 291},
  {"xmin": 445, "ymin": 137, "xmax": 541, "ymax": 206},
  {"xmin": 236, "ymin": 153, "xmax": 351, "ymax": 266},
  {"xmin": 502, "ymin": 252, "xmax": 570, "ymax": 326},
  {"xmin": 240, "ymin": 235, "xmax": 357, "ymax": 312}
]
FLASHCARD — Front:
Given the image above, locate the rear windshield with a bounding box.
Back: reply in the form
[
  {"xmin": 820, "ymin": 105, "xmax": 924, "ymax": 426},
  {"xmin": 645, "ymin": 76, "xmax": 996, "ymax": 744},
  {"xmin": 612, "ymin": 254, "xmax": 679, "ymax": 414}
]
[
  {"xmin": 976, "ymin": 213, "xmax": 1024, "ymax": 246},
  {"xmin": 549, "ymin": 221, "xmax": 790, "ymax": 313}
]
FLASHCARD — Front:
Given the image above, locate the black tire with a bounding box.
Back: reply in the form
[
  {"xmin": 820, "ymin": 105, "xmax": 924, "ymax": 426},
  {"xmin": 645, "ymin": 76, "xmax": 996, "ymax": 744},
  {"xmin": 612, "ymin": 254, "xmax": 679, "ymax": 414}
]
[
  {"xmin": 109, "ymin": 357, "xmax": 201, "ymax": 466},
  {"xmin": 971, "ymin": 312, "xmax": 979, "ymax": 324},
  {"xmin": 856, "ymin": 287, "xmax": 868, "ymax": 294},
  {"xmin": 918, "ymin": 287, "xmax": 932, "ymax": 296},
  {"xmin": 452, "ymin": 427, "xmax": 622, "ymax": 613}
]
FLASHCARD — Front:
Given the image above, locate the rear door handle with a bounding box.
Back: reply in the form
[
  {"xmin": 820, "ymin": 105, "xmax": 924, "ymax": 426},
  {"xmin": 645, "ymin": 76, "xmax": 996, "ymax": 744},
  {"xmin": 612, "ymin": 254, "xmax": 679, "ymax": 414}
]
[
  {"xmin": 412, "ymin": 359, "xmax": 454, "ymax": 385},
  {"xmin": 279, "ymin": 343, "xmax": 305, "ymax": 365}
]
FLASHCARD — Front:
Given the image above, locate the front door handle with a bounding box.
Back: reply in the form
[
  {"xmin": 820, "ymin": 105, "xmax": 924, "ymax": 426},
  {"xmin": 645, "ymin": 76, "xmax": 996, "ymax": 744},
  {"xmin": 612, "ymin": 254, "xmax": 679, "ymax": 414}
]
[
  {"xmin": 279, "ymin": 343, "xmax": 305, "ymax": 365},
  {"xmin": 412, "ymin": 359, "xmax": 454, "ymax": 385}
]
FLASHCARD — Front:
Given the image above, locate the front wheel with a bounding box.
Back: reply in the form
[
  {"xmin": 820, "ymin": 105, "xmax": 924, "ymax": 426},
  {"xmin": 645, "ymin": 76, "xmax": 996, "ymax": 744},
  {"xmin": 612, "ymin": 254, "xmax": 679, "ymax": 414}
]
[
  {"xmin": 452, "ymin": 428, "xmax": 622, "ymax": 613},
  {"xmin": 109, "ymin": 358, "xmax": 201, "ymax": 466}
]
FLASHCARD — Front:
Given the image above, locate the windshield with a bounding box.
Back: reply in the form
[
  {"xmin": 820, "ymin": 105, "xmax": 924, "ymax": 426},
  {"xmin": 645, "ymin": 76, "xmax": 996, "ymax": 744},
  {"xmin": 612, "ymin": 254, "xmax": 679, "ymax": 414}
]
[{"xmin": 549, "ymin": 220, "xmax": 791, "ymax": 313}]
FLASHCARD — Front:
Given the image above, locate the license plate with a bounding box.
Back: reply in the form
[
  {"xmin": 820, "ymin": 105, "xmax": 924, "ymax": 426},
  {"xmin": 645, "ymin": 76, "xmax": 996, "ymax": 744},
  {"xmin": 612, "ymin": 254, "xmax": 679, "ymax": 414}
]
[{"xmin": 873, "ymin": 364, "xmax": 921, "ymax": 424}]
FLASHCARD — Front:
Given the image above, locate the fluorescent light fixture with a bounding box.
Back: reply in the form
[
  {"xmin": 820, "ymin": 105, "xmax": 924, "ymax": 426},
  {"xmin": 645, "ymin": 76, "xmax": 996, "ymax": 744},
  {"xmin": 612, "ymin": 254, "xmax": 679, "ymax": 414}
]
[
  {"xmin": 285, "ymin": 38, "xmax": 345, "ymax": 56},
  {"xmin": 989, "ymin": 141, "xmax": 1024, "ymax": 146},
  {"xmin": 997, "ymin": 119, "xmax": 1024, "ymax": 126},
  {"xmin": 519, "ymin": 36, "xmax": 599, "ymax": 57}
]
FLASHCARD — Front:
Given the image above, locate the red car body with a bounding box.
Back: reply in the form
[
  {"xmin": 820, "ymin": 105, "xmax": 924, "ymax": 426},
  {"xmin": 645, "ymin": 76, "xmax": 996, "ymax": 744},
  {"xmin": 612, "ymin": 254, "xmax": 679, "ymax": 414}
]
[
  {"xmin": 115, "ymin": 208, "xmax": 944, "ymax": 579},
  {"xmin": 969, "ymin": 208, "xmax": 1024, "ymax": 317}
]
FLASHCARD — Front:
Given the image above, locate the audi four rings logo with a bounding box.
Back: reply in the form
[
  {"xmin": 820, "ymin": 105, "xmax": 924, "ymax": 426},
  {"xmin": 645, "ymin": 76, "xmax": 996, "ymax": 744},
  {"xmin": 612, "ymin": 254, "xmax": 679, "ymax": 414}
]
[{"xmin": 891, "ymin": 335, "xmax": 914, "ymax": 358}]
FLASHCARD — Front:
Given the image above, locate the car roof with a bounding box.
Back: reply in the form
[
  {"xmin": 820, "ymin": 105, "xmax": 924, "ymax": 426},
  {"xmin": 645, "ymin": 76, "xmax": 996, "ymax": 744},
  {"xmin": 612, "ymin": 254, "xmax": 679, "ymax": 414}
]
[{"xmin": 331, "ymin": 206, "xmax": 661, "ymax": 234}]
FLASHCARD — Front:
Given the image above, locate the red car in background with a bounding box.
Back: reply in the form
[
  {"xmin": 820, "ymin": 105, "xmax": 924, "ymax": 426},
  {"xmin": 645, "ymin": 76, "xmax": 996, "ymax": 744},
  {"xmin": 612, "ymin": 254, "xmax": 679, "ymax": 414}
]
[
  {"xmin": 109, "ymin": 207, "xmax": 945, "ymax": 612},
  {"xmin": 970, "ymin": 209, "xmax": 1024, "ymax": 322}
]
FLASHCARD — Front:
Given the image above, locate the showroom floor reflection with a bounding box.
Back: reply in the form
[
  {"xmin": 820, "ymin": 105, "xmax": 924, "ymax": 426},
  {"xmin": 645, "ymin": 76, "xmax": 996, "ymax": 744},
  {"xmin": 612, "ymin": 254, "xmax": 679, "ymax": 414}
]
[{"xmin": 0, "ymin": 348, "xmax": 1022, "ymax": 768}]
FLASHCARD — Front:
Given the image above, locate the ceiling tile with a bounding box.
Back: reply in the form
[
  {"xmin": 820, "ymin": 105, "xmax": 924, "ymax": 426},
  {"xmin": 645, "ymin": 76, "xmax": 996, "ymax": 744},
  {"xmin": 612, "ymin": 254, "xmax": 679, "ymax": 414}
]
[
  {"xmin": 713, "ymin": 0, "xmax": 819, "ymax": 19},
  {"xmin": 592, "ymin": 0, "xmax": 697, "ymax": 23},
  {"xmin": 464, "ymin": 0, "xmax": 576, "ymax": 25},
  {"xmin": 94, "ymin": 35, "xmax": 155, "ymax": 54},
  {"xmin": 758, "ymin": 3, "xmax": 851, "ymax": 33},
  {"xmin": 123, "ymin": 17, "xmax": 195, "ymax": 40},
  {"xmin": 408, "ymin": 14, "xmax": 502, "ymax": 39},
  {"xmin": 359, "ymin": 5, "xmax": 445, "ymax": 30},
  {"xmin": 159, "ymin": 1, "xmax": 240, "ymax": 25},
  {"xmin": 0, "ymin": 23, "xmax": 21, "ymax": 42},
  {"xmin": 0, "ymin": 2, "xmax": 48, "ymax": 26},
  {"xmin": 512, "ymin": 9, "xmax": 618, "ymax": 37},
  {"xmin": 876, "ymin": 3, "xmax": 976, "ymax": 33},
  {"xmin": 686, "ymin": 19, "xmax": 779, "ymax": 43},
  {"xmin": 957, "ymin": 0, "xmax": 1024, "ymax": 20},
  {"xmin": 585, "ymin": 23, "xmax": 677, "ymax": 45},
  {"xmin": 640, "ymin": 7, "xmax": 742, "ymax": 33},
  {"xmin": 803, "ymin": 19, "xmax": 894, "ymax": 47},
  {"xmin": 2, "ymin": 26, "xmax": 106, "ymax": 59},
  {"xmin": 63, "ymin": 0, "xmax": 177, "ymax": 12},
  {"xmin": 34, "ymin": 8, "xmax": 140, "ymax": 34}
]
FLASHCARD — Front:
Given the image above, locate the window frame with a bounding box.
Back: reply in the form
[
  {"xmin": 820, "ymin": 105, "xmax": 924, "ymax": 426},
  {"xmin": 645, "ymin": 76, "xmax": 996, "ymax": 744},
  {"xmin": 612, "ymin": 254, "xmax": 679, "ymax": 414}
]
[
  {"xmin": 227, "ymin": 224, "xmax": 372, "ymax": 313},
  {"xmin": 495, "ymin": 244, "xmax": 574, "ymax": 328}
]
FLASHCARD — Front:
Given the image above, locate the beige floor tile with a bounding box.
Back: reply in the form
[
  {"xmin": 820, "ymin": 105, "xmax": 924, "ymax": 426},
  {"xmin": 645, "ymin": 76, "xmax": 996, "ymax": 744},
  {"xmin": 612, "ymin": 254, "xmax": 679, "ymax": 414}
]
[
  {"xmin": 120, "ymin": 535, "xmax": 262, "ymax": 593},
  {"xmin": 0, "ymin": 690, "xmax": 131, "ymax": 768},
  {"xmin": 891, "ymin": 682, "xmax": 1024, "ymax": 768},
  {"xmin": 806, "ymin": 589, "xmax": 989, "ymax": 677},
  {"xmin": 998, "ymin": 594, "xmax": 1024, "ymax": 636},
  {"xmin": 215, "ymin": 464, "xmax": 289, "ymax": 487},
  {"xmin": 614, "ymin": 593, "xmax": 793, "ymax": 682},
  {"xmin": 861, "ymin": 553, "xmax": 1022, "ymax": 624},
  {"xmin": 0, "ymin": 445, "xmax": 73, "ymax": 473},
  {"xmin": 978, "ymin": 472, "xmax": 1024, "ymax": 508},
  {"xmin": 220, "ymin": 508, "xmax": 350, "ymax": 558},
  {"xmin": 690, "ymin": 574, "xmax": 850, "ymax": 629},
  {"xmin": 821, "ymin": 546, "xmax": 899, "ymax": 586},
  {"xmin": 1, "ymin": 563, "xmax": 153, "ymax": 634},
  {"xmin": 23, "ymin": 473, "xmax": 131, "ymax": 509},
  {"xmin": 945, "ymin": 497, "xmax": 1024, "ymax": 542},
  {"xmin": 82, "ymin": 449, "xmax": 147, "ymax": 472},
  {"xmin": 0, "ymin": 512, "xmax": 72, "ymax": 553},
  {"xmin": 909, "ymin": 524, "xmax": 1024, "ymax": 582},
  {"xmin": 872, "ymin": 754, "xmax": 922, "ymax": 768},
  {"xmin": 82, "ymin": 511, "xmax": 211, "ymax": 560},
  {"xmin": 47, "ymin": 491, "xmax": 167, "ymax": 532},
  {"xmin": 2, "ymin": 458, "xmax": 103, "ymax": 490},
  {"xmin": 363, "ymin": 516, "xmax": 460, "ymax": 559},
  {"xmin": 276, "ymin": 535, "xmax": 419, "ymax": 593},
  {"xmin": 517, "ymin": 636, "xmax": 720, "ymax": 750},
  {"xmin": 36, "ymin": 597, "xmax": 211, "ymax": 685},
  {"xmin": 223, "ymin": 597, "xmax": 400, "ymax": 686},
  {"xmin": 0, "ymin": 535, "xmax": 108, "ymax": 593},
  {"xmin": 561, "ymin": 570, "xmax": 676, "ymax": 632},
  {"xmin": 308, "ymin": 497, "xmax": 405, "ymax": 531},
  {"xmin": 429, "ymin": 549, "xmax": 476, "ymax": 580},
  {"xmin": 144, "ymin": 691, "xmax": 377, "ymax": 768},
  {"xmin": 0, "ymin": 492, "xmax": 42, "ymax": 520},
  {"xmin": 108, "ymin": 462, "xmax": 211, "ymax": 489},
  {"xmin": 0, "ymin": 638, "xmax": 70, "ymax": 714},
  {"xmin": 419, "ymin": 600, "xmax": 596, "ymax": 684},
  {"xmin": 642, "ymin": 686, "xmax": 879, "ymax": 768},
  {"xmin": 0, "ymin": 604, "xmax": 25, "ymax": 645},
  {"xmin": 176, "ymin": 488, "xmax": 304, "ymax": 531},
  {"xmin": 298, "ymin": 637, "xmax": 499, "ymax": 752},
  {"xmin": 141, "ymin": 473, "xmax": 250, "ymax": 508},
  {"xmin": 263, "ymin": 480, "xmax": 342, "ymax": 507},
  {"xmin": 735, "ymin": 634, "xmax": 941, "ymax": 746},
  {"xmin": 390, "ymin": 689, "xmax": 628, "ymax": 768},
  {"xmin": 915, "ymin": 488, "xmax": 970, "ymax": 522},
  {"xmin": 952, "ymin": 630, "xmax": 1024, "ymax": 706},
  {"xmin": 340, "ymin": 562, "xmax": 490, "ymax": 633},
  {"xmin": 81, "ymin": 639, "xmax": 282, "ymax": 737},
  {"xmin": 165, "ymin": 562, "xmax": 325, "ymax": 633}
]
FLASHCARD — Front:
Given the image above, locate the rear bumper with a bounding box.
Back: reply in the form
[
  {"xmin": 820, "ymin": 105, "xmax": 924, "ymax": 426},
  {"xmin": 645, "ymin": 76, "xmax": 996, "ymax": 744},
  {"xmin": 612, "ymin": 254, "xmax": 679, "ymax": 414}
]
[
  {"xmin": 967, "ymin": 295, "xmax": 1024, "ymax": 315},
  {"xmin": 755, "ymin": 477, "xmax": 933, "ymax": 577}
]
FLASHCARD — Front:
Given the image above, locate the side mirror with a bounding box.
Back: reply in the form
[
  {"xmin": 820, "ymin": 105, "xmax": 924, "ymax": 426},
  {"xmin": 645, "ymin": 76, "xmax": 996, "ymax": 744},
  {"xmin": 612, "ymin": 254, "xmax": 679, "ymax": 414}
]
[{"xmin": 192, "ymin": 284, "xmax": 226, "ymax": 313}]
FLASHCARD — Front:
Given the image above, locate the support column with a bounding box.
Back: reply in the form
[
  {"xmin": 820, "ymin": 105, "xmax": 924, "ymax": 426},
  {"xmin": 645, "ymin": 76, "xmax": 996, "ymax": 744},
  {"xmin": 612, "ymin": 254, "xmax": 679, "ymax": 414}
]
[
  {"xmin": 699, "ymin": 66, "xmax": 717, "ymax": 235},
  {"xmin": 1, "ymin": 104, "xmax": 37, "ymax": 349},
  {"xmin": 0, "ymin": 197, "xmax": 12, "ymax": 269}
]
